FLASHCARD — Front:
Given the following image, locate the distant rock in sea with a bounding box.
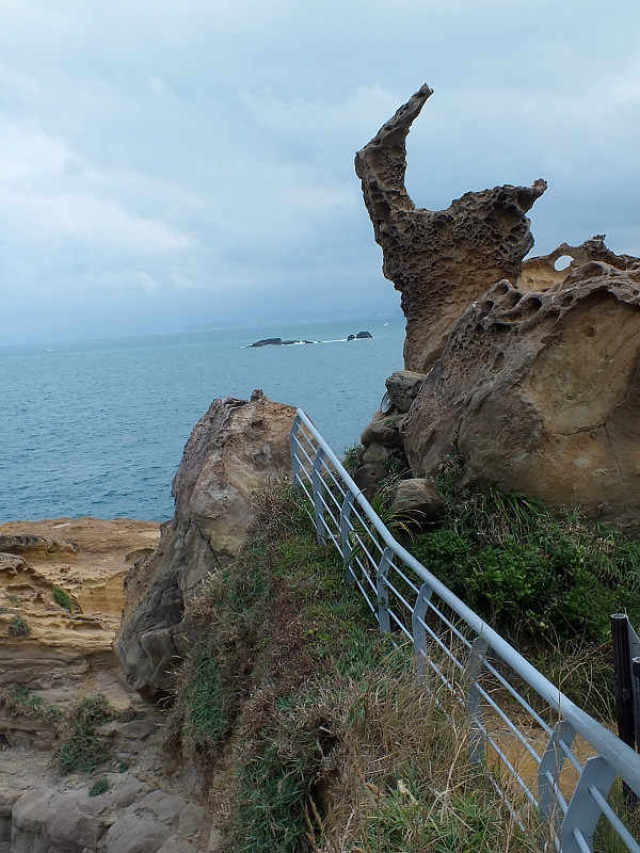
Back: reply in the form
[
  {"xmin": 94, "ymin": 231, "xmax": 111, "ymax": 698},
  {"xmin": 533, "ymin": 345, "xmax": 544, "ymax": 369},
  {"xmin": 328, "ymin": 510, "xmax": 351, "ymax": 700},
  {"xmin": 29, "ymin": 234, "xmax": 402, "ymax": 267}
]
[
  {"xmin": 249, "ymin": 331, "xmax": 372, "ymax": 347},
  {"xmin": 249, "ymin": 337, "xmax": 316, "ymax": 347}
]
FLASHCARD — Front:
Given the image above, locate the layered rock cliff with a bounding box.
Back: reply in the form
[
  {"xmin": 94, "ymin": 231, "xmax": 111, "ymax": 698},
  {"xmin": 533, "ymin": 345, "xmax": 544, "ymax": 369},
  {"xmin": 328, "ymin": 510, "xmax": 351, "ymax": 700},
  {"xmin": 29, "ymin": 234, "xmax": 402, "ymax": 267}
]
[{"xmin": 0, "ymin": 518, "xmax": 159, "ymax": 744}]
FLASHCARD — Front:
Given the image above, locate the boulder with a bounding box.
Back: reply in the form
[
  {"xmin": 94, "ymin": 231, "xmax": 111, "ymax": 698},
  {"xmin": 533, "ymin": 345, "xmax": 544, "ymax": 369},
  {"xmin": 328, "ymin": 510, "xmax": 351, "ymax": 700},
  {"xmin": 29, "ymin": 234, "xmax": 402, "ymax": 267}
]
[
  {"xmin": 361, "ymin": 411, "xmax": 403, "ymax": 448},
  {"xmin": 385, "ymin": 371, "xmax": 427, "ymax": 414},
  {"xmin": 403, "ymin": 260, "xmax": 640, "ymax": 524},
  {"xmin": 355, "ymin": 84, "xmax": 546, "ymax": 373},
  {"xmin": 116, "ymin": 393, "xmax": 296, "ymax": 698},
  {"xmin": 390, "ymin": 479, "xmax": 444, "ymax": 521}
]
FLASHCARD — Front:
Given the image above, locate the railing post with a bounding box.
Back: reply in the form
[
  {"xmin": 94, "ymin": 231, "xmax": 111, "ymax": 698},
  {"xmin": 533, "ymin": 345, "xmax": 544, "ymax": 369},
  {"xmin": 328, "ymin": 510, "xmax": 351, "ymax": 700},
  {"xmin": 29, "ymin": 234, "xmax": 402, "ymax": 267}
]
[
  {"xmin": 612, "ymin": 613, "xmax": 639, "ymax": 807},
  {"xmin": 465, "ymin": 636, "xmax": 489, "ymax": 765},
  {"xmin": 538, "ymin": 720, "xmax": 575, "ymax": 829},
  {"xmin": 412, "ymin": 582, "xmax": 433, "ymax": 681},
  {"xmin": 376, "ymin": 547, "xmax": 393, "ymax": 634},
  {"xmin": 339, "ymin": 491, "xmax": 355, "ymax": 584},
  {"xmin": 311, "ymin": 447, "xmax": 327, "ymax": 545},
  {"xmin": 290, "ymin": 415, "xmax": 301, "ymax": 483},
  {"xmin": 560, "ymin": 756, "xmax": 616, "ymax": 853}
]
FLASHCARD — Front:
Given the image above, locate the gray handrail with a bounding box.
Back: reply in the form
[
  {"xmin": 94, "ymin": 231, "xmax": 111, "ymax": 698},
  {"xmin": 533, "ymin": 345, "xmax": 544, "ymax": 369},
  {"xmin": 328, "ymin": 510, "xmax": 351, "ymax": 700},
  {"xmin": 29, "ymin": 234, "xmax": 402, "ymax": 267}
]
[{"xmin": 293, "ymin": 407, "xmax": 640, "ymax": 797}]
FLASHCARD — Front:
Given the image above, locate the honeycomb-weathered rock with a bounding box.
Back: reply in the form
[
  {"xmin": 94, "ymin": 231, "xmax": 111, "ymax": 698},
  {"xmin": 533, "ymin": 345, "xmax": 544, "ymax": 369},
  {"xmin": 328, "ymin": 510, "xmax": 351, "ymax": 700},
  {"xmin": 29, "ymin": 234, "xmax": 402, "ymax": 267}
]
[
  {"xmin": 403, "ymin": 258, "xmax": 640, "ymax": 524},
  {"xmin": 355, "ymin": 84, "xmax": 546, "ymax": 373}
]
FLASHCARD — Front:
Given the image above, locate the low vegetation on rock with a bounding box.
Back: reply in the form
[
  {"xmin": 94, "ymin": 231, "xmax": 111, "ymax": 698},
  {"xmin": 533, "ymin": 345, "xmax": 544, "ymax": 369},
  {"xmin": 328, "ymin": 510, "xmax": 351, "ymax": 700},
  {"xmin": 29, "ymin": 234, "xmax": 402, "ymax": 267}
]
[
  {"xmin": 55, "ymin": 694, "xmax": 114, "ymax": 774},
  {"xmin": 7, "ymin": 614, "xmax": 30, "ymax": 637},
  {"xmin": 165, "ymin": 482, "xmax": 543, "ymax": 852},
  {"xmin": 0, "ymin": 684, "xmax": 61, "ymax": 725},
  {"xmin": 52, "ymin": 585, "xmax": 74, "ymax": 612},
  {"xmin": 88, "ymin": 777, "xmax": 110, "ymax": 797}
]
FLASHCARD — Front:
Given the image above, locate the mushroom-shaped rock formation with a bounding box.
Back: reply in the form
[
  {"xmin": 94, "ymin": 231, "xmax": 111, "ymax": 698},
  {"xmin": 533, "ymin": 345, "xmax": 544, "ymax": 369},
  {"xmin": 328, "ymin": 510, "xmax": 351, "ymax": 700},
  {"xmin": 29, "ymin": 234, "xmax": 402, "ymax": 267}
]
[
  {"xmin": 116, "ymin": 393, "xmax": 296, "ymax": 698},
  {"xmin": 403, "ymin": 257, "xmax": 640, "ymax": 525},
  {"xmin": 355, "ymin": 84, "xmax": 547, "ymax": 373}
]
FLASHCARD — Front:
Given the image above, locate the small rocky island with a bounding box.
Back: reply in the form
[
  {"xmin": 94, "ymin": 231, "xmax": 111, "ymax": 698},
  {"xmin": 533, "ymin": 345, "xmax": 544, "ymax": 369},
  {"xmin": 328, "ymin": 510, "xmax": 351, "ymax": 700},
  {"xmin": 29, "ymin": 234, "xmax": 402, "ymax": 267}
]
[{"xmin": 249, "ymin": 330, "xmax": 373, "ymax": 347}]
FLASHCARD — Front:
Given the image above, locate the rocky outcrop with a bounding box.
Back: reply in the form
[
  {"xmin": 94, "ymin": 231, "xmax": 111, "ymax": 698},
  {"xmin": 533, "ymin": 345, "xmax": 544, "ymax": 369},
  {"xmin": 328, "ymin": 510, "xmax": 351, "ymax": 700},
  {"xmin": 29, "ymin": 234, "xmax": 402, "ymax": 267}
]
[
  {"xmin": 0, "ymin": 518, "xmax": 159, "ymax": 750},
  {"xmin": 355, "ymin": 84, "xmax": 546, "ymax": 373},
  {"xmin": 249, "ymin": 337, "xmax": 314, "ymax": 347},
  {"xmin": 116, "ymin": 392, "xmax": 296, "ymax": 698},
  {"xmin": 356, "ymin": 86, "xmax": 640, "ymax": 523},
  {"xmin": 1, "ymin": 758, "xmax": 214, "ymax": 853},
  {"xmin": 403, "ymin": 258, "xmax": 640, "ymax": 523},
  {"xmin": 517, "ymin": 235, "xmax": 638, "ymax": 292}
]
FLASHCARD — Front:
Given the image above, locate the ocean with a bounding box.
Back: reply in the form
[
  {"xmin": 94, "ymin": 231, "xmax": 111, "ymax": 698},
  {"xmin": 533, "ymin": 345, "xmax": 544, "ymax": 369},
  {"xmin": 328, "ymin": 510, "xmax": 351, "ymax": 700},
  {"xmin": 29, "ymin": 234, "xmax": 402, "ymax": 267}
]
[{"xmin": 0, "ymin": 319, "xmax": 405, "ymax": 522}]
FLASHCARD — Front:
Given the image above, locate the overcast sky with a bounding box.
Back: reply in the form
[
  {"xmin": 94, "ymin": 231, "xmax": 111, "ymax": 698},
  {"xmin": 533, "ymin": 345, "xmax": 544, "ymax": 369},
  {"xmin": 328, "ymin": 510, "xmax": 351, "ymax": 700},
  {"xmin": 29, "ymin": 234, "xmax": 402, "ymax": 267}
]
[{"xmin": 1, "ymin": 0, "xmax": 639, "ymax": 344}]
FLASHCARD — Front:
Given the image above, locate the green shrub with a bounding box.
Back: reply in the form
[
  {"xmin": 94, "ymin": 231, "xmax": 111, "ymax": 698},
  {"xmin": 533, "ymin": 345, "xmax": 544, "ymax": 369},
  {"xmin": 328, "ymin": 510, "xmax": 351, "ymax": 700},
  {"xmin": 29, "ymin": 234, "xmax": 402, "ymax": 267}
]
[
  {"xmin": 8, "ymin": 615, "xmax": 30, "ymax": 637},
  {"xmin": 53, "ymin": 587, "xmax": 73, "ymax": 612},
  {"xmin": 88, "ymin": 778, "xmax": 109, "ymax": 797},
  {"xmin": 409, "ymin": 486, "xmax": 640, "ymax": 644},
  {"xmin": 55, "ymin": 695, "xmax": 113, "ymax": 774}
]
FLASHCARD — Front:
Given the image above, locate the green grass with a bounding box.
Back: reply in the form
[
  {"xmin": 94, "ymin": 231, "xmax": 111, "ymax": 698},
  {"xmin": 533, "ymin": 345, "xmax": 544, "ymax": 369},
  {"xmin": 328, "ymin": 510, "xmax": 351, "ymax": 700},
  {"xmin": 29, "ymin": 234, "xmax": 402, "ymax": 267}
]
[
  {"xmin": 55, "ymin": 695, "xmax": 113, "ymax": 774},
  {"xmin": 88, "ymin": 777, "xmax": 109, "ymax": 797},
  {"xmin": 52, "ymin": 586, "xmax": 74, "ymax": 612},
  {"xmin": 184, "ymin": 653, "xmax": 228, "ymax": 755},
  {"xmin": 7, "ymin": 615, "xmax": 30, "ymax": 637}
]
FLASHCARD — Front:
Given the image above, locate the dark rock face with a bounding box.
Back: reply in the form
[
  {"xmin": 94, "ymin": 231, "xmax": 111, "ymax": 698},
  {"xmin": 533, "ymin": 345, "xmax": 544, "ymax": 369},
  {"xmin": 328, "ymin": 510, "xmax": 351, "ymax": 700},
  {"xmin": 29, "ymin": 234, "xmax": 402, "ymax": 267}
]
[
  {"xmin": 355, "ymin": 84, "xmax": 546, "ymax": 372},
  {"xmin": 116, "ymin": 394, "xmax": 296, "ymax": 698}
]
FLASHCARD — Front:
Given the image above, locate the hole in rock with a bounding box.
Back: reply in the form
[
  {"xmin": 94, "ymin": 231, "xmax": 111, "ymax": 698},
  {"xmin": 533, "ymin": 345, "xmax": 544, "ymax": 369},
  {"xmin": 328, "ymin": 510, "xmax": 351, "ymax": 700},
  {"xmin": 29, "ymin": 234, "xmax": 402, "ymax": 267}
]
[
  {"xmin": 519, "ymin": 296, "xmax": 543, "ymax": 315},
  {"xmin": 554, "ymin": 255, "xmax": 573, "ymax": 272}
]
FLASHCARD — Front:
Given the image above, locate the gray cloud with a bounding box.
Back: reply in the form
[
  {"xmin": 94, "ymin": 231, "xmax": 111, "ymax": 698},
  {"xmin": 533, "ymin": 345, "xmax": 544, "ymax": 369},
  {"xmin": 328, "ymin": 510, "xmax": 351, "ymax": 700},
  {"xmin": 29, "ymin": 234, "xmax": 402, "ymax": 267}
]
[{"xmin": 1, "ymin": 0, "xmax": 639, "ymax": 344}]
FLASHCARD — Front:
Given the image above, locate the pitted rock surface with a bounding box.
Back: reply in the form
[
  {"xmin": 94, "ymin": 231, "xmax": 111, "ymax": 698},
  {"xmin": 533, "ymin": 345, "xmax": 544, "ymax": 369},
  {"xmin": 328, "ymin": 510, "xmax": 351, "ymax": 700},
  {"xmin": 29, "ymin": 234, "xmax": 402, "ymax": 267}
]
[
  {"xmin": 116, "ymin": 393, "xmax": 296, "ymax": 698},
  {"xmin": 355, "ymin": 84, "xmax": 546, "ymax": 373},
  {"xmin": 403, "ymin": 258, "xmax": 640, "ymax": 524}
]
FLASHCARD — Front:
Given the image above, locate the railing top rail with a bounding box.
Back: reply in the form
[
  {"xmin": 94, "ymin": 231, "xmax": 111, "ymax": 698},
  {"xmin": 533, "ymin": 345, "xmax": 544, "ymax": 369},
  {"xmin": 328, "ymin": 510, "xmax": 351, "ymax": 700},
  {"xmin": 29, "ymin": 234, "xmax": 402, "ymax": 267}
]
[{"xmin": 293, "ymin": 407, "xmax": 640, "ymax": 795}]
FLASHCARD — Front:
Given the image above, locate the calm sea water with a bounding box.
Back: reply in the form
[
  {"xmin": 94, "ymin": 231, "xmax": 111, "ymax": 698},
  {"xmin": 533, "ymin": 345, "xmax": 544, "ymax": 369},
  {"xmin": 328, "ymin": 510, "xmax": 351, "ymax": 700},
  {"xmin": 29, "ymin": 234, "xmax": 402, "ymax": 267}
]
[{"xmin": 0, "ymin": 320, "xmax": 404, "ymax": 522}]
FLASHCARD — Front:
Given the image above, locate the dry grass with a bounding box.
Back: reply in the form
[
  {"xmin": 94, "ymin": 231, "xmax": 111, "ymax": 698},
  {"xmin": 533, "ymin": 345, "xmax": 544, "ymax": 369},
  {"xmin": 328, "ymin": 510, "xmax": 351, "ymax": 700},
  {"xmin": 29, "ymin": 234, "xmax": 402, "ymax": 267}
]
[{"xmin": 163, "ymin": 481, "xmax": 548, "ymax": 851}]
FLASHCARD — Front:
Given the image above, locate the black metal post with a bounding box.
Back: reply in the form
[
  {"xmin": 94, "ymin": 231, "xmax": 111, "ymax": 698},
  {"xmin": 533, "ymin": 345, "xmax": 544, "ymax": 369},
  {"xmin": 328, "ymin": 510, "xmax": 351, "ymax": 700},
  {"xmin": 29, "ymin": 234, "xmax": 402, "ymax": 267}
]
[{"xmin": 612, "ymin": 613, "xmax": 637, "ymax": 807}]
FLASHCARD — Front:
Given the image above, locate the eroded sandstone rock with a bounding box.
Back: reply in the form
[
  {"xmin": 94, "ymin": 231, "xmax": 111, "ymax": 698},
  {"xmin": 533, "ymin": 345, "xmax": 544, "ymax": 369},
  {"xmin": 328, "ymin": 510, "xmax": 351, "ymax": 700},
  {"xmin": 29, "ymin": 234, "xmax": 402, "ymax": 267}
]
[
  {"xmin": 403, "ymin": 258, "xmax": 640, "ymax": 523},
  {"xmin": 0, "ymin": 518, "xmax": 159, "ymax": 750},
  {"xmin": 116, "ymin": 393, "xmax": 296, "ymax": 698},
  {"xmin": 355, "ymin": 84, "xmax": 546, "ymax": 373}
]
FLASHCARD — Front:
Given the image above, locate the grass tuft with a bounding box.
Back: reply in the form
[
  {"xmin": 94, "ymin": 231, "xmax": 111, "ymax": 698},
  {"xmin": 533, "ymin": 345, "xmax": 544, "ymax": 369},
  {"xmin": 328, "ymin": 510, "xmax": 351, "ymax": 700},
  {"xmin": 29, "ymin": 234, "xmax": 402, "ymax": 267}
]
[
  {"xmin": 88, "ymin": 777, "xmax": 109, "ymax": 797},
  {"xmin": 53, "ymin": 586, "xmax": 74, "ymax": 612},
  {"xmin": 55, "ymin": 695, "xmax": 113, "ymax": 774},
  {"xmin": 8, "ymin": 615, "xmax": 30, "ymax": 637}
]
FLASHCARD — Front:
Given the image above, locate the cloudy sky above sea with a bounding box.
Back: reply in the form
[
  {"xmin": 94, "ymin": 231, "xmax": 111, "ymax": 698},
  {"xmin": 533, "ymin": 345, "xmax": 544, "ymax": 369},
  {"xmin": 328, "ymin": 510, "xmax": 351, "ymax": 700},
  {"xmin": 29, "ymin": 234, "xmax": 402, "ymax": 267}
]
[{"xmin": 1, "ymin": 0, "xmax": 639, "ymax": 344}]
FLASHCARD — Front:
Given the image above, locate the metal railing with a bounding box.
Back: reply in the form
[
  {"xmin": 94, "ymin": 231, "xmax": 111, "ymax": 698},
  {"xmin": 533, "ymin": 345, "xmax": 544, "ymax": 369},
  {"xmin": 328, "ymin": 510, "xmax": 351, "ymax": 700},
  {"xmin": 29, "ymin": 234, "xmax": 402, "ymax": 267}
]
[{"xmin": 290, "ymin": 408, "xmax": 640, "ymax": 852}]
